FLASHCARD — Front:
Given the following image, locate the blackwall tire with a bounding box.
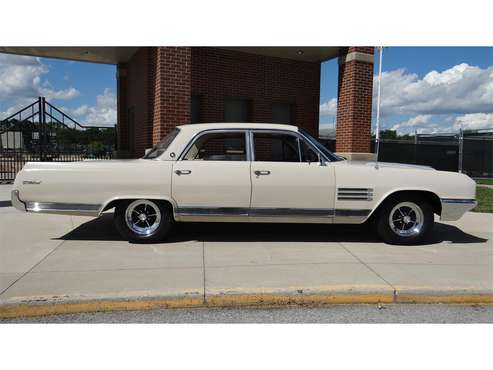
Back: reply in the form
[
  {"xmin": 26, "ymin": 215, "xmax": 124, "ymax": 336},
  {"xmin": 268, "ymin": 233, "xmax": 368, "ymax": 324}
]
[
  {"xmin": 376, "ymin": 196, "xmax": 434, "ymax": 245},
  {"xmin": 114, "ymin": 199, "xmax": 174, "ymax": 243}
]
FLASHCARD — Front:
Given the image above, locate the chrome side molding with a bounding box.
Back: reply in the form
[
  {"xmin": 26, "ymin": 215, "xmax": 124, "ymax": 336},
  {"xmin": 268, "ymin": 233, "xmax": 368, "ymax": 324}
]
[
  {"xmin": 26, "ymin": 200, "xmax": 101, "ymax": 216},
  {"xmin": 175, "ymin": 206, "xmax": 371, "ymax": 223}
]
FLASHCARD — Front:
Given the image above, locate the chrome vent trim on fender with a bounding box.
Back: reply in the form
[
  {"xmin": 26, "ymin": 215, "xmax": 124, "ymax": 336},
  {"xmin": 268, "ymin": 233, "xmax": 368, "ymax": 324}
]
[{"xmin": 337, "ymin": 187, "xmax": 373, "ymax": 201}]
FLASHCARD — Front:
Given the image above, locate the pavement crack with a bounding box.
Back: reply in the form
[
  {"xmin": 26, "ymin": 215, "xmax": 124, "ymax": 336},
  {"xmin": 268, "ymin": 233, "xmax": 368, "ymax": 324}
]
[
  {"xmin": 0, "ymin": 239, "xmax": 68, "ymax": 297},
  {"xmin": 339, "ymin": 242, "xmax": 397, "ymax": 296}
]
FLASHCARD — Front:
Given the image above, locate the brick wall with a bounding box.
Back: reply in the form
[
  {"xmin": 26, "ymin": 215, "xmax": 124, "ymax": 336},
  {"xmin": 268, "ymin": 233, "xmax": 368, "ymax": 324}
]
[
  {"xmin": 191, "ymin": 48, "xmax": 320, "ymax": 136},
  {"xmin": 151, "ymin": 47, "xmax": 191, "ymax": 145},
  {"xmin": 118, "ymin": 47, "xmax": 191, "ymax": 157},
  {"xmin": 118, "ymin": 47, "xmax": 372, "ymax": 157},
  {"xmin": 336, "ymin": 47, "xmax": 374, "ymax": 153}
]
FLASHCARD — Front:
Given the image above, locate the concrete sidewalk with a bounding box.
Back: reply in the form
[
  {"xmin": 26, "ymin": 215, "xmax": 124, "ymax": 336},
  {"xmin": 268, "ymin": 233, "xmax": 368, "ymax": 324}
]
[{"xmin": 1, "ymin": 184, "xmax": 493, "ymax": 317}]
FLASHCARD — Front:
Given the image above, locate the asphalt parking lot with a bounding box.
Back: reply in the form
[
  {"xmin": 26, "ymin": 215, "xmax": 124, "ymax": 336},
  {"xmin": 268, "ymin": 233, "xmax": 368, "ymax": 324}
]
[{"xmin": 1, "ymin": 184, "xmax": 493, "ymax": 318}]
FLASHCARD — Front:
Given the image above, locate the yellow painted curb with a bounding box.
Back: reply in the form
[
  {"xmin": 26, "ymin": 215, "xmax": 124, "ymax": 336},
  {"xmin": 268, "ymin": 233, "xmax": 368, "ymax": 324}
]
[
  {"xmin": 2, "ymin": 293, "xmax": 493, "ymax": 319},
  {"xmin": 395, "ymin": 294, "xmax": 493, "ymax": 304},
  {"xmin": 0, "ymin": 297, "xmax": 203, "ymax": 319},
  {"xmin": 206, "ymin": 293, "xmax": 395, "ymax": 307}
]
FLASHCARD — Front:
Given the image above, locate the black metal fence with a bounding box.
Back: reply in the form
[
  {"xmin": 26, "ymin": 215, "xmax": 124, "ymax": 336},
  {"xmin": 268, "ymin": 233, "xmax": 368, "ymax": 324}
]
[
  {"xmin": 320, "ymin": 129, "xmax": 493, "ymax": 178},
  {"xmin": 1, "ymin": 97, "xmax": 115, "ymax": 183}
]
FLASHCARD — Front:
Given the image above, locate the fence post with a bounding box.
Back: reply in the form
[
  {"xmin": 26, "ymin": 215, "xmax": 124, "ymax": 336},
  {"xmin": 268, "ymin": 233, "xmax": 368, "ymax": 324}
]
[
  {"xmin": 458, "ymin": 128, "xmax": 463, "ymax": 173},
  {"xmin": 414, "ymin": 130, "xmax": 418, "ymax": 164}
]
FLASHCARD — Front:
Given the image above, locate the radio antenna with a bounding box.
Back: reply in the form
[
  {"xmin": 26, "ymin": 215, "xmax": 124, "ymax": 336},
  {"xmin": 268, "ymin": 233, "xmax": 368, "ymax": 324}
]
[{"xmin": 374, "ymin": 46, "xmax": 384, "ymax": 169}]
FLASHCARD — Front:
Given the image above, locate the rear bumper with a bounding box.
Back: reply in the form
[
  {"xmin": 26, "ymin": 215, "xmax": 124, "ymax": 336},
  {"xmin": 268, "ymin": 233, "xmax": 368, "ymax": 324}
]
[
  {"xmin": 11, "ymin": 190, "xmax": 26, "ymax": 212},
  {"xmin": 440, "ymin": 198, "xmax": 477, "ymax": 221}
]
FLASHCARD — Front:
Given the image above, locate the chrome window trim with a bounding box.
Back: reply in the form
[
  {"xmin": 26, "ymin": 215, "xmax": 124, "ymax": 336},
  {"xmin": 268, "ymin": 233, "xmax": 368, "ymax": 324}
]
[
  {"xmin": 249, "ymin": 129, "xmax": 328, "ymax": 163},
  {"xmin": 177, "ymin": 129, "xmax": 251, "ymax": 161},
  {"xmin": 178, "ymin": 127, "xmax": 330, "ymax": 163}
]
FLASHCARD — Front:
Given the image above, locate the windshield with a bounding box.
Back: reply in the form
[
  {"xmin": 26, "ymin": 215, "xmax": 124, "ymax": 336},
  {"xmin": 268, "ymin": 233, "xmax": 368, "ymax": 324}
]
[
  {"xmin": 299, "ymin": 128, "xmax": 343, "ymax": 161},
  {"xmin": 143, "ymin": 128, "xmax": 180, "ymax": 159}
]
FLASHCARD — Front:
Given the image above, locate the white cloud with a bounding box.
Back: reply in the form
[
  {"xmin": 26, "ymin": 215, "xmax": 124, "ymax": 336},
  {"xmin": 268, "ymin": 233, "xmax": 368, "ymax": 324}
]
[
  {"xmin": 319, "ymin": 97, "xmax": 337, "ymax": 116},
  {"xmin": 63, "ymin": 88, "xmax": 116, "ymax": 126},
  {"xmin": 376, "ymin": 63, "xmax": 493, "ymax": 117},
  {"xmin": 0, "ymin": 54, "xmax": 80, "ymax": 103},
  {"xmin": 389, "ymin": 115, "xmax": 452, "ymax": 135},
  {"xmin": 320, "ymin": 62, "xmax": 493, "ymax": 135},
  {"xmin": 390, "ymin": 112, "xmax": 493, "ymax": 135},
  {"xmin": 453, "ymin": 113, "xmax": 493, "ymax": 131}
]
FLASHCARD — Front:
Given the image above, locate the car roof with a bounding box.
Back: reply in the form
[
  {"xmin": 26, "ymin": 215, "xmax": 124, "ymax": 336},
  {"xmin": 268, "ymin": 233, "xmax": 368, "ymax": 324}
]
[{"xmin": 176, "ymin": 122, "xmax": 300, "ymax": 134}]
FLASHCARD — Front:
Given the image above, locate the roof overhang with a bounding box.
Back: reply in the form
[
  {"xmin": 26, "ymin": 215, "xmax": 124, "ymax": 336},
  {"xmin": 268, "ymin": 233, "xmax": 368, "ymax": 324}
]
[
  {"xmin": 221, "ymin": 47, "xmax": 341, "ymax": 62},
  {"xmin": 0, "ymin": 46, "xmax": 341, "ymax": 64},
  {"xmin": 0, "ymin": 47, "xmax": 140, "ymax": 64}
]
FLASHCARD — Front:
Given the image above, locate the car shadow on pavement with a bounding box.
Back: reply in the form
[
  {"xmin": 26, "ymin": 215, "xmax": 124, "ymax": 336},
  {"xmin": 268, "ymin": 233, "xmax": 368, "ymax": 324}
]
[{"xmin": 58, "ymin": 213, "xmax": 487, "ymax": 245}]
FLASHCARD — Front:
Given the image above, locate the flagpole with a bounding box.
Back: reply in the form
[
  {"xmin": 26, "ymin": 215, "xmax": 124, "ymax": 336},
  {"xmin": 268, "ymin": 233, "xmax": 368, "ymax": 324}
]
[{"xmin": 374, "ymin": 46, "xmax": 383, "ymax": 169}]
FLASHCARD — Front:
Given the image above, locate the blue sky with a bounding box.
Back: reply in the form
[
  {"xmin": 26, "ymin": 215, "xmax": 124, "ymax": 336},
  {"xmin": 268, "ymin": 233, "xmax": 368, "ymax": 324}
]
[
  {"xmin": 1, "ymin": 47, "xmax": 493, "ymax": 134},
  {"xmin": 320, "ymin": 47, "xmax": 493, "ymax": 135}
]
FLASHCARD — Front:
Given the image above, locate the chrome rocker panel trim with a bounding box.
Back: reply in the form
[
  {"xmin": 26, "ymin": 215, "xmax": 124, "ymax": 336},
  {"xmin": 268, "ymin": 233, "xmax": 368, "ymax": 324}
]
[
  {"xmin": 175, "ymin": 207, "xmax": 371, "ymax": 224},
  {"xmin": 440, "ymin": 198, "xmax": 477, "ymax": 221}
]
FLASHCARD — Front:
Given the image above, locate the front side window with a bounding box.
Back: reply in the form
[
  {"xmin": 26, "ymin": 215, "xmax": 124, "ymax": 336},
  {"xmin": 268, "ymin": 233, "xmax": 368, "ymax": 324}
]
[
  {"xmin": 183, "ymin": 131, "xmax": 247, "ymax": 161},
  {"xmin": 300, "ymin": 139, "xmax": 320, "ymax": 162},
  {"xmin": 143, "ymin": 128, "xmax": 180, "ymax": 159},
  {"xmin": 253, "ymin": 132, "xmax": 300, "ymax": 162}
]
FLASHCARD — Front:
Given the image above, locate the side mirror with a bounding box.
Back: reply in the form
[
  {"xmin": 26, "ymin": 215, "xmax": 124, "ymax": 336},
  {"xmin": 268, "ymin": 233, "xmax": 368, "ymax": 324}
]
[{"xmin": 144, "ymin": 148, "xmax": 152, "ymax": 156}]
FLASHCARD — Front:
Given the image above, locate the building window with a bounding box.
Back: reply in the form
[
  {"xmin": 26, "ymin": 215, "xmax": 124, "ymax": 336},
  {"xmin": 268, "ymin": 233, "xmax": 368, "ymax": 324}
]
[
  {"xmin": 272, "ymin": 102, "xmax": 294, "ymax": 124},
  {"xmin": 224, "ymin": 98, "xmax": 252, "ymax": 122},
  {"xmin": 191, "ymin": 95, "xmax": 202, "ymax": 124},
  {"xmin": 183, "ymin": 132, "xmax": 247, "ymax": 161},
  {"xmin": 253, "ymin": 132, "xmax": 300, "ymax": 162}
]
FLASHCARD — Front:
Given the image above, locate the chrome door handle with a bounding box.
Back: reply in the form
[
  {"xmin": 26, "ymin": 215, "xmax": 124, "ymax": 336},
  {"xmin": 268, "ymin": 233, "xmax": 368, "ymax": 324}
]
[
  {"xmin": 254, "ymin": 170, "xmax": 271, "ymax": 176},
  {"xmin": 175, "ymin": 170, "xmax": 191, "ymax": 175}
]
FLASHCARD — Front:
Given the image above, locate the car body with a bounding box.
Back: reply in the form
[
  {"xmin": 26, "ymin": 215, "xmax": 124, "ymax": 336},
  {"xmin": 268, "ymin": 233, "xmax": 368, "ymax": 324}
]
[{"xmin": 11, "ymin": 123, "xmax": 477, "ymax": 244}]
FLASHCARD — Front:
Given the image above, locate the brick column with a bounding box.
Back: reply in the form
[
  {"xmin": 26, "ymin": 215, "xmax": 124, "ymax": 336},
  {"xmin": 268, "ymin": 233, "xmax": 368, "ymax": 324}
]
[
  {"xmin": 336, "ymin": 47, "xmax": 374, "ymax": 157},
  {"xmin": 151, "ymin": 47, "xmax": 191, "ymax": 145}
]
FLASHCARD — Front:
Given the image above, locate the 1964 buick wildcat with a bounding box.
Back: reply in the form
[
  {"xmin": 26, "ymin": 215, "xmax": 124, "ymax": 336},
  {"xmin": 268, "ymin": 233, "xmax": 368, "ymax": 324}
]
[{"xmin": 11, "ymin": 123, "xmax": 476, "ymax": 244}]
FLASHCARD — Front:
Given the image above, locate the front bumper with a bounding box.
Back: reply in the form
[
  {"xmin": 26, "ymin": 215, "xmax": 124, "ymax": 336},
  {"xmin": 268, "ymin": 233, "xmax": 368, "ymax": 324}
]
[
  {"xmin": 440, "ymin": 198, "xmax": 477, "ymax": 221},
  {"xmin": 11, "ymin": 190, "xmax": 26, "ymax": 212}
]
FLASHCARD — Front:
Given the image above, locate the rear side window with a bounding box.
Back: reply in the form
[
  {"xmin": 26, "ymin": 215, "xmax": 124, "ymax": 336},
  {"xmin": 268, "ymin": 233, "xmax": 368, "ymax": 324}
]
[
  {"xmin": 183, "ymin": 132, "xmax": 247, "ymax": 161},
  {"xmin": 253, "ymin": 132, "xmax": 300, "ymax": 162}
]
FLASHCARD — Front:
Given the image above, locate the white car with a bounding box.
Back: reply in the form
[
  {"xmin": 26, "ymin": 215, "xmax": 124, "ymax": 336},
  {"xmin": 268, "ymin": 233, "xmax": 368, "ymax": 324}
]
[{"xmin": 11, "ymin": 123, "xmax": 477, "ymax": 244}]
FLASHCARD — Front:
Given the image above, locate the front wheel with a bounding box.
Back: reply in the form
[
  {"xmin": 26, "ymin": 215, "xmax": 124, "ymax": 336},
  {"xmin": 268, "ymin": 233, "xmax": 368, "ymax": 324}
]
[
  {"xmin": 376, "ymin": 197, "xmax": 434, "ymax": 245},
  {"xmin": 114, "ymin": 199, "xmax": 174, "ymax": 242}
]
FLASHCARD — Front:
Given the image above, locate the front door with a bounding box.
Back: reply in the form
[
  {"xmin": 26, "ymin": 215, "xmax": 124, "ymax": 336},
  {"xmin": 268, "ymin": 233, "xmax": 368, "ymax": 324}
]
[
  {"xmin": 249, "ymin": 131, "xmax": 336, "ymax": 222},
  {"xmin": 172, "ymin": 130, "xmax": 251, "ymax": 221}
]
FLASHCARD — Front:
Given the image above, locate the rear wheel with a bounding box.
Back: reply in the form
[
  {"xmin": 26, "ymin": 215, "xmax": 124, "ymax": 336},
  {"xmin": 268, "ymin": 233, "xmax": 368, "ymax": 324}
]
[
  {"xmin": 376, "ymin": 196, "xmax": 434, "ymax": 245},
  {"xmin": 114, "ymin": 199, "xmax": 173, "ymax": 242}
]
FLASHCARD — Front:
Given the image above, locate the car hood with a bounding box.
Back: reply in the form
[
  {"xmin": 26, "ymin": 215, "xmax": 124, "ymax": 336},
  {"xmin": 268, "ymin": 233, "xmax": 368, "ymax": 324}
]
[{"xmin": 337, "ymin": 160, "xmax": 435, "ymax": 171}]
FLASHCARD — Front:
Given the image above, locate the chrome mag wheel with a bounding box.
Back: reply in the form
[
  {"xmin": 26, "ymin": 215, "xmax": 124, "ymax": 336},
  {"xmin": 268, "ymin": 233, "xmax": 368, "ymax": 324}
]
[
  {"xmin": 125, "ymin": 200, "xmax": 162, "ymax": 236},
  {"xmin": 388, "ymin": 201, "xmax": 424, "ymax": 237}
]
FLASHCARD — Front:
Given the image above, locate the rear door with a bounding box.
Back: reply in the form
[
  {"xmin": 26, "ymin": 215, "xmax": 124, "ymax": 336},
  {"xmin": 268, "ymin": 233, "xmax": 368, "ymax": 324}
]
[{"xmin": 249, "ymin": 130, "xmax": 336, "ymax": 221}]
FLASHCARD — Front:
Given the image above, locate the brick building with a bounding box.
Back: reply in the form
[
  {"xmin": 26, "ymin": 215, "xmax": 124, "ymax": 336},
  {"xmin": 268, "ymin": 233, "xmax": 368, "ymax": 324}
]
[{"xmin": 0, "ymin": 47, "xmax": 375, "ymax": 158}]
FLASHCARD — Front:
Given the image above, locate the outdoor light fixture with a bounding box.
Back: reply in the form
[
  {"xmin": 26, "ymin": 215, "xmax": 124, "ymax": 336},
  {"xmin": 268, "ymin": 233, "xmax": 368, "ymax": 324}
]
[{"xmin": 296, "ymin": 49, "xmax": 304, "ymax": 55}]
